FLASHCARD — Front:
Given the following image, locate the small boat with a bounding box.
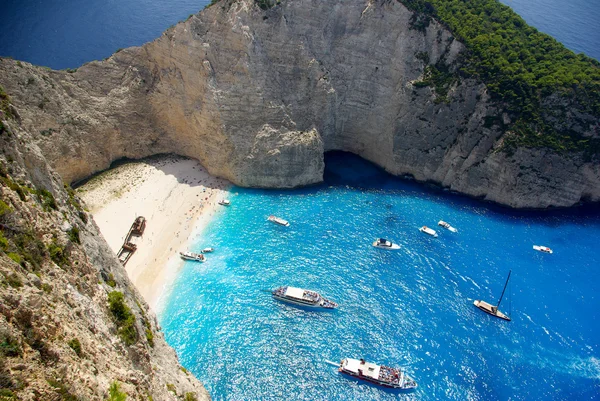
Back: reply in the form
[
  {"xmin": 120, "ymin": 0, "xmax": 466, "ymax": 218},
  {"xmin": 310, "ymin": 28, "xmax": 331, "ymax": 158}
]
[
  {"xmin": 179, "ymin": 251, "xmax": 206, "ymax": 262},
  {"xmin": 218, "ymin": 199, "xmax": 230, "ymax": 206},
  {"xmin": 372, "ymin": 238, "xmax": 400, "ymax": 250},
  {"xmin": 474, "ymin": 270, "xmax": 511, "ymax": 321},
  {"xmin": 338, "ymin": 358, "xmax": 417, "ymax": 390},
  {"xmin": 419, "ymin": 226, "xmax": 438, "ymax": 237},
  {"xmin": 272, "ymin": 286, "xmax": 337, "ymax": 309},
  {"xmin": 438, "ymin": 220, "xmax": 457, "ymax": 233},
  {"xmin": 200, "ymin": 247, "xmax": 214, "ymax": 253},
  {"xmin": 533, "ymin": 245, "xmax": 553, "ymax": 254},
  {"xmin": 267, "ymin": 215, "xmax": 290, "ymax": 227}
]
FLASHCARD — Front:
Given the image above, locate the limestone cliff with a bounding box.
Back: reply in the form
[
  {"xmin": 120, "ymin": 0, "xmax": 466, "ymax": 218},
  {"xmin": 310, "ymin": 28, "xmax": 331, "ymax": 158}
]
[
  {"xmin": 0, "ymin": 0, "xmax": 598, "ymax": 209},
  {"xmin": 0, "ymin": 102, "xmax": 209, "ymax": 398}
]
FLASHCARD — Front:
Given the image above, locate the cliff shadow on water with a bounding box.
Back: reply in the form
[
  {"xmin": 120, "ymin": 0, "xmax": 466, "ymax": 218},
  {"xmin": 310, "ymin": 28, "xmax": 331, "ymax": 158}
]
[{"xmin": 323, "ymin": 151, "xmax": 600, "ymax": 225}]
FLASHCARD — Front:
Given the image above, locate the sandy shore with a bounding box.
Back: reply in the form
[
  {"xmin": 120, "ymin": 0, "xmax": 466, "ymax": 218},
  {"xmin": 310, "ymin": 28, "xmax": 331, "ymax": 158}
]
[{"xmin": 77, "ymin": 155, "xmax": 230, "ymax": 311}]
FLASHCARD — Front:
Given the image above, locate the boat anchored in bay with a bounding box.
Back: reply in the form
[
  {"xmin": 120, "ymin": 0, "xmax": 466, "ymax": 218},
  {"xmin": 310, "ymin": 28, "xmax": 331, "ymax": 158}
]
[
  {"xmin": 218, "ymin": 199, "xmax": 231, "ymax": 206},
  {"xmin": 372, "ymin": 238, "xmax": 400, "ymax": 250},
  {"xmin": 474, "ymin": 270, "xmax": 511, "ymax": 321},
  {"xmin": 272, "ymin": 286, "xmax": 337, "ymax": 309},
  {"xmin": 337, "ymin": 358, "xmax": 417, "ymax": 390},
  {"xmin": 533, "ymin": 245, "xmax": 553, "ymax": 254},
  {"xmin": 179, "ymin": 251, "xmax": 206, "ymax": 262},
  {"xmin": 438, "ymin": 220, "xmax": 458, "ymax": 233},
  {"xmin": 267, "ymin": 215, "xmax": 290, "ymax": 227},
  {"xmin": 419, "ymin": 226, "xmax": 438, "ymax": 237}
]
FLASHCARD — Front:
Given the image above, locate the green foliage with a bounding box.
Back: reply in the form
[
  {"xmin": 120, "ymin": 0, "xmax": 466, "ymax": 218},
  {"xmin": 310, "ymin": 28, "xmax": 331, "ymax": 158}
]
[
  {"xmin": 40, "ymin": 128, "xmax": 56, "ymax": 136},
  {"xmin": 6, "ymin": 253, "xmax": 21, "ymax": 266},
  {"xmin": 0, "ymin": 86, "xmax": 14, "ymax": 126},
  {"xmin": 12, "ymin": 231, "xmax": 45, "ymax": 269},
  {"xmin": 64, "ymin": 183, "xmax": 83, "ymax": 212},
  {"xmin": 0, "ymin": 388, "xmax": 16, "ymax": 398},
  {"xmin": 184, "ymin": 393, "xmax": 198, "ymax": 401},
  {"xmin": 41, "ymin": 282, "xmax": 52, "ymax": 293},
  {"xmin": 0, "ymin": 232, "xmax": 8, "ymax": 252},
  {"xmin": 166, "ymin": 383, "xmax": 177, "ymax": 395},
  {"xmin": 65, "ymin": 68, "xmax": 77, "ymax": 73},
  {"xmin": 106, "ymin": 382, "xmax": 127, "ymax": 401},
  {"xmin": 106, "ymin": 273, "xmax": 116, "ymax": 288},
  {"xmin": 0, "ymin": 334, "xmax": 21, "ymax": 357},
  {"xmin": 0, "ymin": 200, "xmax": 11, "ymax": 218},
  {"xmin": 47, "ymin": 378, "xmax": 79, "ymax": 401},
  {"xmin": 5, "ymin": 273, "xmax": 22, "ymax": 288},
  {"xmin": 107, "ymin": 292, "xmax": 138, "ymax": 345},
  {"xmin": 134, "ymin": 300, "xmax": 154, "ymax": 347},
  {"xmin": 67, "ymin": 338, "xmax": 82, "ymax": 357},
  {"xmin": 413, "ymin": 62, "xmax": 457, "ymax": 103},
  {"xmin": 68, "ymin": 226, "xmax": 80, "ymax": 244},
  {"xmin": 36, "ymin": 188, "xmax": 58, "ymax": 211},
  {"xmin": 0, "ymin": 176, "xmax": 27, "ymax": 202},
  {"xmin": 255, "ymin": 0, "xmax": 276, "ymax": 10},
  {"xmin": 398, "ymin": 0, "xmax": 600, "ymax": 152},
  {"xmin": 145, "ymin": 328, "xmax": 154, "ymax": 348},
  {"xmin": 48, "ymin": 240, "xmax": 68, "ymax": 267}
]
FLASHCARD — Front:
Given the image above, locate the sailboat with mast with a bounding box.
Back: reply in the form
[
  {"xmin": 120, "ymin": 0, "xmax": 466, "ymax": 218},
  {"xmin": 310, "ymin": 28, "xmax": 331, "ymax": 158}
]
[{"xmin": 473, "ymin": 270, "xmax": 512, "ymax": 321}]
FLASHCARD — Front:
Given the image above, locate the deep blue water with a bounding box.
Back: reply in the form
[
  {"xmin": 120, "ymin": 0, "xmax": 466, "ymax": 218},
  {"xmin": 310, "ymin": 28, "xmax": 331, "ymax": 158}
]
[
  {"xmin": 499, "ymin": 0, "xmax": 600, "ymax": 61},
  {"xmin": 0, "ymin": 0, "xmax": 598, "ymax": 69},
  {"xmin": 0, "ymin": 0, "xmax": 210, "ymax": 69},
  {"xmin": 160, "ymin": 152, "xmax": 600, "ymax": 401}
]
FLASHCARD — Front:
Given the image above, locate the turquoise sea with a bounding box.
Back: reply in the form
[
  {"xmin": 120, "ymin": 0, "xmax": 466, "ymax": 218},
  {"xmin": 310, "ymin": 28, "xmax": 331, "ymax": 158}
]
[
  {"xmin": 160, "ymin": 152, "xmax": 600, "ymax": 401},
  {"xmin": 1, "ymin": 0, "xmax": 599, "ymax": 399}
]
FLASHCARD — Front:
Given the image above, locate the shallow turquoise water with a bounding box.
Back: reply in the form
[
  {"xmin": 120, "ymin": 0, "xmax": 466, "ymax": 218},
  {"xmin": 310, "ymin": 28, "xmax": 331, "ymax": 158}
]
[{"xmin": 160, "ymin": 153, "xmax": 600, "ymax": 401}]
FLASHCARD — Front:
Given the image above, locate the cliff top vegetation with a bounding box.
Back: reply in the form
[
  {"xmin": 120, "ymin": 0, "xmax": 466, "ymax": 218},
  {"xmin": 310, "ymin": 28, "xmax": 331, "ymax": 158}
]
[{"xmin": 399, "ymin": 0, "xmax": 600, "ymax": 156}]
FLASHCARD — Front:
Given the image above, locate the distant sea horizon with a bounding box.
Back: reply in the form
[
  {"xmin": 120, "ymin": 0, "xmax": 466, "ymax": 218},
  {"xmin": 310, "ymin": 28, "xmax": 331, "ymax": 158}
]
[{"xmin": 0, "ymin": 0, "xmax": 598, "ymax": 70}]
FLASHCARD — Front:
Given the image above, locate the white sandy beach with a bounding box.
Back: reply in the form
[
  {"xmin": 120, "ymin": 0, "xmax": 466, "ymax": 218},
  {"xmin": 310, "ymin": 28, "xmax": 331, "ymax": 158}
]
[{"xmin": 77, "ymin": 155, "xmax": 230, "ymax": 311}]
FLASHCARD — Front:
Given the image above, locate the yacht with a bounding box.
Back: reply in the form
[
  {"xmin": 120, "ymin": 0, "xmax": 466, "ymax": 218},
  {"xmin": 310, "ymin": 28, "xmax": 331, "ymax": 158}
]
[
  {"xmin": 338, "ymin": 358, "xmax": 417, "ymax": 390},
  {"xmin": 218, "ymin": 199, "xmax": 231, "ymax": 206},
  {"xmin": 179, "ymin": 251, "xmax": 206, "ymax": 262},
  {"xmin": 272, "ymin": 286, "xmax": 337, "ymax": 309},
  {"xmin": 267, "ymin": 215, "xmax": 290, "ymax": 227},
  {"xmin": 533, "ymin": 245, "xmax": 553, "ymax": 254},
  {"xmin": 419, "ymin": 226, "xmax": 438, "ymax": 237},
  {"xmin": 474, "ymin": 270, "xmax": 512, "ymax": 321},
  {"xmin": 200, "ymin": 247, "xmax": 214, "ymax": 253},
  {"xmin": 372, "ymin": 238, "xmax": 400, "ymax": 250},
  {"xmin": 438, "ymin": 220, "xmax": 458, "ymax": 233}
]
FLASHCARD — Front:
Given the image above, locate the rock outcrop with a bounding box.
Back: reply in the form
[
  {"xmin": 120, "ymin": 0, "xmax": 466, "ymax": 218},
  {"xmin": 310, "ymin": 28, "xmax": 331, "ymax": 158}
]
[
  {"xmin": 0, "ymin": 0, "xmax": 598, "ymax": 209},
  {"xmin": 0, "ymin": 102, "xmax": 209, "ymax": 399}
]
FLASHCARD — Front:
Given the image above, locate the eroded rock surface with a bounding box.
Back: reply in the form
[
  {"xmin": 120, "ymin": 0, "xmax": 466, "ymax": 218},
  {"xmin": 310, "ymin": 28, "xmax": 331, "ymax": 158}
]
[
  {"xmin": 0, "ymin": 103, "xmax": 208, "ymax": 400},
  {"xmin": 0, "ymin": 0, "xmax": 598, "ymax": 209}
]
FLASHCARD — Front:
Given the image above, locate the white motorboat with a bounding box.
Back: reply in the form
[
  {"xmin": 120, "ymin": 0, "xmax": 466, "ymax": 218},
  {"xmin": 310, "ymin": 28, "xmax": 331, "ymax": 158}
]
[
  {"xmin": 533, "ymin": 245, "xmax": 553, "ymax": 254},
  {"xmin": 372, "ymin": 238, "xmax": 400, "ymax": 250},
  {"xmin": 179, "ymin": 251, "xmax": 205, "ymax": 262},
  {"xmin": 338, "ymin": 358, "xmax": 417, "ymax": 390},
  {"xmin": 200, "ymin": 247, "xmax": 214, "ymax": 253},
  {"xmin": 419, "ymin": 226, "xmax": 438, "ymax": 237},
  {"xmin": 438, "ymin": 220, "xmax": 458, "ymax": 233},
  {"xmin": 272, "ymin": 286, "xmax": 337, "ymax": 309},
  {"xmin": 218, "ymin": 199, "xmax": 231, "ymax": 206},
  {"xmin": 267, "ymin": 215, "xmax": 290, "ymax": 227}
]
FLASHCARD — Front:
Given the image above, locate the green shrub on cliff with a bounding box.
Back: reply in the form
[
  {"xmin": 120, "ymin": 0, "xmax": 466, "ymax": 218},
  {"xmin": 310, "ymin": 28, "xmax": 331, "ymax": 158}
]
[
  {"xmin": 106, "ymin": 382, "xmax": 127, "ymax": 401},
  {"xmin": 399, "ymin": 0, "xmax": 600, "ymax": 153},
  {"xmin": 107, "ymin": 291, "xmax": 138, "ymax": 345}
]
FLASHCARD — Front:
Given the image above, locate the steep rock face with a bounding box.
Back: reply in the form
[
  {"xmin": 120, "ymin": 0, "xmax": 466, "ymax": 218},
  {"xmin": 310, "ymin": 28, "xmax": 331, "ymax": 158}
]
[
  {"xmin": 0, "ymin": 0, "xmax": 598, "ymax": 208},
  {"xmin": 0, "ymin": 108, "xmax": 208, "ymax": 399}
]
